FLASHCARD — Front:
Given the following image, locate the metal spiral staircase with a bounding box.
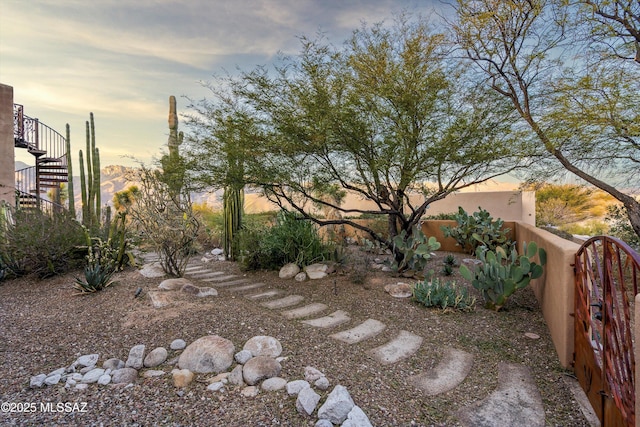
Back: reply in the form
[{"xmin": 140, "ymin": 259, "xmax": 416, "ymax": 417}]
[{"xmin": 13, "ymin": 104, "xmax": 68, "ymax": 211}]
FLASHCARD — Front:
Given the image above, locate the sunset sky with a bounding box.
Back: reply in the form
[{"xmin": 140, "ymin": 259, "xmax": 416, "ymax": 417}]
[{"xmin": 1, "ymin": 0, "xmax": 443, "ymax": 167}]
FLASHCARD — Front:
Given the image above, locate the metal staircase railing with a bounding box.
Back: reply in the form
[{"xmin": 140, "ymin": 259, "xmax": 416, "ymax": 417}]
[{"xmin": 13, "ymin": 104, "xmax": 68, "ymax": 210}]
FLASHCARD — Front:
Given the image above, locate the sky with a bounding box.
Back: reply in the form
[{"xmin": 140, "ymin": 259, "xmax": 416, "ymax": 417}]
[{"xmin": 1, "ymin": 0, "xmax": 445, "ymax": 168}]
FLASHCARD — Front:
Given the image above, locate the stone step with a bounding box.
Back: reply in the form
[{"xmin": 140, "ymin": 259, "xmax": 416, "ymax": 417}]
[
  {"xmin": 456, "ymin": 363, "xmax": 545, "ymax": 427},
  {"xmin": 189, "ymin": 271, "xmax": 225, "ymax": 279},
  {"xmin": 227, "ymin": 282, "xmax": 266, "ymax": 292},
  {"xmin": 245, "ymin": 290, "xmax": 282, "ymax": 300},
  {"xmin": 183, "ymin": 268, "xmax": 210, "ymax": 275},
  {"xmin": 329, "ymin": 319, "xmax": 387, "ymax": 344},
  {"xmin": 281, "ymin": 303, "xmax": 328, "ymax": 320},
  {"xmin": 301, "ymin": 310, "xmax": 351, "ymax": 328},
  {"xmin": 367, "ymin": 330, "xmax": 423, "ymax": 365},
  {"xmin": 408, "ymin": 347, "xmax": 474, "ymax": 395},
  {"xmin": 213, "ymin": 279, "xmax": 251, "ymax": 288},
  {"xmin": 202, "ymin": 274, "xmax": 239, "ymax": 283},
  {"xmin": 261, "ymin": 295, "xmax": 305, "ymax": 309}
]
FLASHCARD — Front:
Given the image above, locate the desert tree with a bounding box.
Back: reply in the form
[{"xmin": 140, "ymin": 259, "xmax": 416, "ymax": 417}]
[
  {"xmin": 186, "ymin": 16, "xmax": 534, "ymax": 265},
  {"xmin": 451, "ymin": 0, "xmax": 640, "ymax": 240}
]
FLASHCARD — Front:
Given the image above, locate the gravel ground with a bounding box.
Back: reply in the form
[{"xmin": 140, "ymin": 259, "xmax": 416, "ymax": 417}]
[{"xmin": 0, "ymin": 250, "xmax": 591, "ymax": 426}]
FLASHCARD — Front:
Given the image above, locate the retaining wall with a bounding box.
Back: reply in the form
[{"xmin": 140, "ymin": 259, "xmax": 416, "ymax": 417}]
[{"xmin": 0, "ymin": 84, "xmax": 14, "ymax": 205}]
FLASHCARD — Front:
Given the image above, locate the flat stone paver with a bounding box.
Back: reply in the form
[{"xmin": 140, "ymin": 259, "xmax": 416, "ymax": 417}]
[
  {"xmin": 261, "ymin": 295, "xmax": 305, "ymax": 309},
  {"xmin": 281, "ymin": 303, "xmax": 328, "ymax": 319},
  {"xmin": 408, "ymin": 347, "xmax": 474, "ymax": 395},
  {"xmin": 456, "ymin": 363, "xmax": 545, "ymax": 427},
  {"xmin": 213, "ymin": 278, "xmax": 251, "ymax": 288},
  {"xmin": 367, "ymin": 330, "xmax": 423, "ymax": 365},
  {"xmin": 202, "ymin": 274, "xmax": 239, "ymax": 282},
  {"xmin": 228, "ymin": 283, "xmax": 266, "ymax": 292},
  {"xmin": 246, "ymin": 290, "xmax": 282, "ymax": 300},
  {"xmin": 189, "ymin": 271, "xmax": 225, "ymax": 279},
  {"xmin": 301, "ymin": 310, "xmax": 351, "ymax": 328},
  {"xmin": 329, "ymin": 319, "xmax": 387, "ymax": 344}
]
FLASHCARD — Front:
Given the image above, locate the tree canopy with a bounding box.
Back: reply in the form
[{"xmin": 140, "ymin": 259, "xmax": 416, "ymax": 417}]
[{"xmin": 184, "ymin": 17, "xmax": 534, "ymax": 259}]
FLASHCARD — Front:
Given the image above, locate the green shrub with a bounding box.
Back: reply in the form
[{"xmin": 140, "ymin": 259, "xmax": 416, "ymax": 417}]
[
  {"xmin": 460, "ymin": 241, "xmax": 546, "ymax": 311},
  {"xmin": 605, "ymin": 205, "xmax": 640, "ymax": 251},
  {"xmin": 392, "ymin": 225, "xmax": 441, "ymax": 275},
  {"xmin": 0, "ymin": 207, "xmax": 86, "ymax": 279},
  {"xmin": 413, "ymin": 274, "xmax": 476, "ymax": 311},
  {"xmin": 441, "ymin": 207, "xmax": 511, "ymax": 254},
  {"xmin": 239, "ymin": 211, "xmax": 331, "ymax": 270}
]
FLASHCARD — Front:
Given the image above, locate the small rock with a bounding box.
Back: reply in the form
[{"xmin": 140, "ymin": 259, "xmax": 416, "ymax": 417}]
[
  {"xmin": 172, "ymin": 368, "xmax": 195, "ymax": 388},
  {"xmin": 125, "ymin": 344, "xmax": 146, "ymax": 369},
  {"xmin": 103, "ymin": 358, "xmax": 125, "ymax": 370},
  {"xmin": 97, "ymin": 374, "xmax": 111, "ymax": 385},
  {"xmin": 111, "ymin": 368, "xmax": 138, "ymax": 385},
  {"xmin": 81, "ymin": 368, "xmax": 105, "ymax": 384},
  {"xmin": 170, "ymin": 339, "xmax": 186, "ymax": 350},
  {"xmin": 71, "ymin": 373, "xmax": 83, "ymax": 381},
  {"xmin": 181, "ymin": 284, "xmax": 201, "ymax": 295},
  {"xmin": 462, "ymin": 258, "xmax": 483, "ymax": 266},
  {"xmin": 384, "ymin": 282, "xmax": 414, "ymax": 298},
  {"xmin": 294, "ymin": 272, "xmax": 307, "ymax": 282},
  {"xmin": 279, "ymin": 263, "xmax": 300, "ymax": 279},
  {"xmin": 304, "ymin": 366, "xmax": 324, "ymax": 382},
  {"xmin": 243, "ymin": 356, "xmax": 282, "ymax": 386},
  {"xmin": 315, "ymin": 420, "xmax": 334, "ymax": 427},
  {"xmin": 342, "ymin": 406, "xmax": 373, "ymax": 427},
  {"xmin": 144, "ymin": 347, "xmax": 168, "ymax": 368},
  {"xmin": 235, "ymin": 349, "xmax": 253, "ymax": 364},
  {"xmin": 139, "ymin": 262, "xmax": 165, "ymax": 278},
  {"xmin": 48, "ymin": 368, "xmax": 66, "ymax": 377},
  {"xmin": 207, "ymin": 382, "xmax": 225, "ymax": 392},
  {"xmin": 79, "ymin": 365, "xmax": 96, "ymax": 374},
  {"xmin": 142, "ymin": 370, "xmax": 166, "ymax": 378},
  {"xmin": 211, "ymin": 248, "xmax": 224, "ymax": 256},
  {"xmin": 261, "ymin": 377, "xmax": 287, "ymax": 391},
  {"xmin": 77, "ymin": 354, "xmax": 99, "ymax": 367},
  {"xmin": 65, "ymin": 379, "xmax": 76, "ymax": 388},
  {"xmin": 228, "ymin": 365, "xmax": 244, "ymax": 386},
  {"xmin": 208, "ymin": 372, "xmax": 230, "ymax": 384},
  {"xmin": 241, "ymin": 386, "xmax": 259, "ymax": 397},
  {"xmin": 286, "ymin": 379, "xmax": 310, "ymax": 396},
  {"xmin": 44, "ymin": 374, "xmax": 61, "ymax": 386},
  {"xmin": 525, "ymin": 332, "xmax": 540, "ymax": 339},
  {"xmin": 296, "ymin": 386, "xmax": 321, "ymax": 416},
  {"xmin": 314, "ymin": 376, "xmax": 330, "ymax": 391},
  {"xmin": 243, "ymin": 336, "xmax": 282, "ymax": 358},
  {"xmin": 196, "ymin": 287, "xmax": 218, "ymax": 297},
  {"xmin": 74, "ymin": 383, "xmax": 89, "ymax": 391},
  {"xmin": 317, "ymin": 385, "xmax": 355, "ymax": 424}
]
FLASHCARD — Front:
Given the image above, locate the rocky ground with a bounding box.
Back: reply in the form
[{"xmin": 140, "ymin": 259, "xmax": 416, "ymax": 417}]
[{"xmin": 0, "ymin": 248, "xmax": 594, "ymax": 426}]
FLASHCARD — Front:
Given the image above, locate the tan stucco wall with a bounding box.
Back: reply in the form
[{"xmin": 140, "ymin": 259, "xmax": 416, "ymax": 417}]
[
  {"xmin": 425, "ymin": 190, "xmax": 535, "ymax": 225},
  {"xmin": 0, "ymin": 84, "xmax": 14, "ymax": 205},
  {"xmin": 514, "ymin": 222, "xmax": 580, "ymax": 368},
  {"xmin": 421, "ymin": 220, "xmax": 516, "ymax": 253}
]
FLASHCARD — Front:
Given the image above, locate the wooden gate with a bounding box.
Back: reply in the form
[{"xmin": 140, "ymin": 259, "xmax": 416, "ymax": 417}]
[{"xmin": 574, "ymin": 236, "xmax": 639, "ymax": 426}]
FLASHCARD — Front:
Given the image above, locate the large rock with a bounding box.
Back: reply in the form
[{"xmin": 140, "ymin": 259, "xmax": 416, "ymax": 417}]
[
  {"xmin": 279, "ymin": 263, "xmax": 300, "ymax": 279},
  {"xmin": 262, "ymin": 377, "xmax": 287, "ymax": 391},
  {"xmin": 144, "ymin": 347, "xmax": 168, "ymax": 368},
  {"xmin": 304, "ymin": 263, "xmax": 328, "ymax": 280},
  {"xmin": 139, "ymin": 262, "xmax": 165, "ymax": 278},
  {"xmin": 286, "ymin": 380, "xmax": 310, "ymax": 396},
  {"xmin": 296, "ymin": 386, "xmax": 321, "ymax": 416},
  {"xmin": 158, "ymin": 278, "xmax": 191, "ymax": 290},
  {"xmin": 242, "ymin": 356, "xmax": 282, "ymax": 386},
  {"xmin": 111, "ymin": 368, "xmax": 138, "ymax": 384},
  {"xmin": 81, "ymin": 368, "xmax": 105, "ymax": 384},
  {"xmin": 77, "ymin": 354, "xmax": 99, "ymax": 367},
  {"xmin": 317, "ymin": 385, "xmax": 355, "ymax": 424},
  {"xmin": 342, "ymin": 406, "xmax": 373, "ymax": 427},
  {"xmin": 384, "ymin": 282, "xmax": 414, "ymax": 298},
  {"xmin": 103, "ymin": 358, "xmax": 125, "ymax": 370},
  {"xmin": 243, "ymin": 336, "xmax": 282, "ymax": 358},
  {"xmin": 178, "ymin": 335, "xmax": 234, "ymax": 374},
  {"xmin": 125, "ymin": 344, "xmax": 146, "ymax": 369}
]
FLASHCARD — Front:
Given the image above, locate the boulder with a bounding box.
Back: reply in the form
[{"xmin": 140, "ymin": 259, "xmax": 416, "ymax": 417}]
[
  {"xmin": 243, "ymin": 336, "xmax": 282, "ymax": 358},
  {"xmin": 139, "ymin": 262, "xmax": 165, "ymax": 278},
  {"xmin": 242, "ymin": 356, "xmax": 282, "ymax": 386},
  {"xmin": 296, "ymin": 386, "xmax": 321, "ymax": 416},
  {"xmin": 304, "ymin": 263, "xmax": 328, "ymax": 280},
  {"xmin": 181, "ymin": 284, "xmax": 200, "ymax": 295},
  {"xmin": 279, "ymin": 263, "xmax": 300, "ymax": 279},
  {"xmin": 111, "ymin": 368, "xmax": 138, "ymax": 384},
  {"xmin": 342, "ymin": 406, "xmax": 373, "ymax": 427},
  {"xmin": 317, "ymin": 385, "xmax": 355, "ymax": 424},
  {"xmin": 178, "ymin": 335, "xmax": 234, "ymax": 374},
  {"xmin": 125, "ymin": 344, "xmax": 146, "ymax": 369},
  {"xmin": 158, "ymin": 278, "xmax": 191, "ymax": 290},
  {"xmin": 144, "ymin": 347, "xmax": 168, "ymax": 367}
]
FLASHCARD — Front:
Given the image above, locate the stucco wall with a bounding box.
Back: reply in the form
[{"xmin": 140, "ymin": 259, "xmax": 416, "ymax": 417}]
[
  {"xmin": 425, "ymin": 190, "xmax": 535, "ymax": 225},
  {"xmin": 0, "ymin": 84, "xmax": 14, "ymax": 205}
]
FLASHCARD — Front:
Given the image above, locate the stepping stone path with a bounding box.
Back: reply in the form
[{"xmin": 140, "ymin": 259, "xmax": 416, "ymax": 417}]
[{"xmin": 138, "ymin": 253, "xmax": 553, "ymax": 425}]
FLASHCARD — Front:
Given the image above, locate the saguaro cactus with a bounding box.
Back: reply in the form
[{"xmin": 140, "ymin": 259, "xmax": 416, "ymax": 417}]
[
  {"xmin": 162, "ymin": 96, "xmax": 185, "ymax": 197},
  {"xmin": 79, "ymin": 113, "xmax": 101, "ymax": 228}
]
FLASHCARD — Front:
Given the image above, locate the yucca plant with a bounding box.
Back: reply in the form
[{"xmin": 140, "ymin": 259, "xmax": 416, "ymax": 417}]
[{"xmin": 73, "ymin": 262, "xmax": 117, "ymax": 294}]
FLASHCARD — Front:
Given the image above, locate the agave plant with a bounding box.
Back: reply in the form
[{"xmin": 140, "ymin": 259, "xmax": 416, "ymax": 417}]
[{"xmin": 73, "ymin": 262, "xmax": 117, "ymax": 294}]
